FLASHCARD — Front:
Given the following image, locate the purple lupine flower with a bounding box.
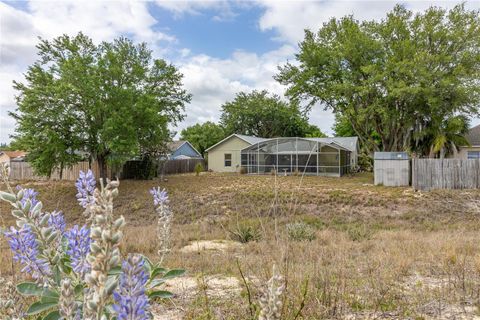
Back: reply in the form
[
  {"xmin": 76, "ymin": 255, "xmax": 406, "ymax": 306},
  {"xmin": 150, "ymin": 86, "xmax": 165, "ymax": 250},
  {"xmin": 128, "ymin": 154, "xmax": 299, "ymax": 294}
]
[
  {"xmin": 150, "ymin": 187, "xmax": 169, "ymax": 207},
  {"xmin": 65, "ymin": 225, "xmax": 91, "ymax": 278},
  {"xmin": 48, "ymin": 210, "xmax": 66, "ymax": 235},
  {"xmin": 16, "ymin": 185, "xmax": 39, "ymax": 209},
  {"xmin": 75, "ymin": 170, "xmax": 96, "ymax": 208},
  {"xmin": 4, "ymin": 226, "xmax": 51, "ymax": 281},
  {"xmin": 113, "ymin": 254, "xmax": 149, "ymax": 320}
]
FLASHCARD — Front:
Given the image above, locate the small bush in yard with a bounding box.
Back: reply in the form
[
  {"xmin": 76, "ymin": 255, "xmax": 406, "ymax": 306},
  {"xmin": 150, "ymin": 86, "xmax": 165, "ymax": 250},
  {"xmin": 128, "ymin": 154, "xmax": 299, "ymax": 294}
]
[
  {"xmin": 0, "ymin": 164, "xmax": 184, "ymax": 319},
  {"xmin": 194, "ymin": 162, "xmax": 204, "ymax": 176},
  {"xmin": 347, "ymin": 224, "xmax": 373, "ymax": 241},
  {"xmin": 286, "ymin": 222, "xmax": 316, "ymax": 241},
  {"xmin": 229, "ymin": 223, "xmax": 261, "ymax": 243}
]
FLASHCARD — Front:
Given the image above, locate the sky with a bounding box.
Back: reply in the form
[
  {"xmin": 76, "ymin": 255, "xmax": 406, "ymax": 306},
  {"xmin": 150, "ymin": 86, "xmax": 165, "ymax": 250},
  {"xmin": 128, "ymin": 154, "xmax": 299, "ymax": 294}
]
[{"xmin": 1, "ymin": 0, "xmax": 479, "ymax": 143}]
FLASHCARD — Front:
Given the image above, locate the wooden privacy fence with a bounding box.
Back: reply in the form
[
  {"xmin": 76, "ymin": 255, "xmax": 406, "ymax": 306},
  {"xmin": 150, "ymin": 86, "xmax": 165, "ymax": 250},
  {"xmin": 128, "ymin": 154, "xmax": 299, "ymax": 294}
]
[
  {"xmin": 8, "ymin": 159, "xmax": 204, "ymax": 181},
  {"xmin": 8, "ymin": 161, "xmax": 108, "ymax": 181},
  {"xmin": 159, "ymin": 158, "xmax": 205, "ymax": 175},
  {"xmin": 412, "ymin": 158, "xmax": 480, "ymax": 191}
]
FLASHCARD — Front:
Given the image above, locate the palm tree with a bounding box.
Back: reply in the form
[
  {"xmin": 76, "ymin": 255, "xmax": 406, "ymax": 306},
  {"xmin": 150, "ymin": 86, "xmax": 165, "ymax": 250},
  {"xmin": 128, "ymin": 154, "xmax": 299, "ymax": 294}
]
[{"xmin": 429, "ymin": 115, "xmax": 470, "ymax": 159}]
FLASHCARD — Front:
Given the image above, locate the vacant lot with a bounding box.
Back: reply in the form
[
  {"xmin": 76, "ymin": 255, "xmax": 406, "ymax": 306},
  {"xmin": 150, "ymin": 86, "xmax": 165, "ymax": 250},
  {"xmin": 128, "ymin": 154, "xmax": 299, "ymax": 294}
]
[{"xmin": 2, "ymin": 172, "xmax": 480, "ymax": 319}]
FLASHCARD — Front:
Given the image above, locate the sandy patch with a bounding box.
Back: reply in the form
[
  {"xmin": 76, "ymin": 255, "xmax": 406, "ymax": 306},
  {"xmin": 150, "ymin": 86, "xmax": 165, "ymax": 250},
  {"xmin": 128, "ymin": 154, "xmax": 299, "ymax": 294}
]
[
  {"xmin": 162, "ymin": 275, "xmax": 241, "ymax": 299},
  {"xmin": 179, "ymin": 240, "xmax": 241, "ymax": 253},
  {"xmin": 152, "ymin": 308, "xmax": 183, "ymax": 320}
]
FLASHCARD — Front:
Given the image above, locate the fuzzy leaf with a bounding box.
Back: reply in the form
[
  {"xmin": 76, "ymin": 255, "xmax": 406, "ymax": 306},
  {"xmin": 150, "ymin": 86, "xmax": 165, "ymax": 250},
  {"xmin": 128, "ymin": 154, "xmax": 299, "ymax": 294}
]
[
  {"xmin": 148, "ymin": 290, "xmax": 173, "ymax": 299},
  {"xmin": 17, "ymin": 282, "xmax": 43, "ymax": 296},
  {"xmin": 151, "ymin": 266, "xmax": 167, "ymax": 279},
  {"xmin": 0, "ymin": 191, "xmax": 16, "ymax": 203},
  {"xmin": 147, "ymin": 278, "xmax": 166, "ymax": 289},
  {"xmin": 162, "ymin": 269, "xmax": 185, "ymax": 280},
  {"xmin": 108, "ymin": 266, "xmax": 122, "ymax": 275},
  {"xmin": 26, "ymin": 301, "xmax": 57, "ymax": 315},
  {"xmin": 43, "ymin": 310, "xmax": 61, "ymax": 320}
]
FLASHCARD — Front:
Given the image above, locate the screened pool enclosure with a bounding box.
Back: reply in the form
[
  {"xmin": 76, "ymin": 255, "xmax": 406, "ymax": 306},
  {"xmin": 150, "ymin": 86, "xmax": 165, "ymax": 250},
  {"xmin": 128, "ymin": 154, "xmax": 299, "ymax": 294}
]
[{"xmin": 240, "ymin": 138, "xmax": 352, "ymax": 176}]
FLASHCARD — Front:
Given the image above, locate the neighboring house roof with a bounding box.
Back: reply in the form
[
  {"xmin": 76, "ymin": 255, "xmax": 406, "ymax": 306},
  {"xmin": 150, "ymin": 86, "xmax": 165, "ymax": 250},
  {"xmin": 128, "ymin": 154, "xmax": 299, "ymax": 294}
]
[
  {"xmin": 465, "ymin": 124, "xmax": 480, "ymax": 146},
  {"xmin": 205, "ymin": 134, "xmax": 268, "ymax": 152},
  {"xmin": 0, "ymin": 150, "xmax": 27, "ymax": 159},
  {"xmin": 167, "ymin": 140, "xmax": 186, "ymax": 152},
  {"xmin": 206, "ymin": 134, "xmax": 359, "ymax": 153},
  {"xmin": 307, "ymin": 137, "xmax": 359, "ymax": 153},
  {"xmin": 235, "ymin": 134, "xmax": 269, "ymax": 145},
  {"xmin": 167, "ymin": 140, "xmax": 202, "ymax": 158}
]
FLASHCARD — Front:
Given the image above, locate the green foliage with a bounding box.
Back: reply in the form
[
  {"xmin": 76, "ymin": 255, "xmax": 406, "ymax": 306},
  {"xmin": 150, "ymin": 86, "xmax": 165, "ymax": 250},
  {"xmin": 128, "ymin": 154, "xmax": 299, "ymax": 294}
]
[
  {"xmin": 286, "ymin": 222, "xmax": 316, "ymax": 241},
  {"xmin": 12, "ymin": 33, "xmax": 191, "ymax": 179},
  {"xmin": 229, "ymin": 222, "xmax": 262, "ymax": 243},
  {"xmin": 346, "ymin": 224, "xmax": 373, "ymax": 242},
  {"xmin": 180, "ymin": 121, "xmax": 226, "ymax": 157},
  {"xmin": 277, "ymin": 4, "xmax": 480, "ymax": 155},
  {"xmin": 220, "ymin": 90, "xmax": 324, "ymax": 138},
  {"xmin": 194, "ymin": 162, "xmax": 204, "ymax": 176}
]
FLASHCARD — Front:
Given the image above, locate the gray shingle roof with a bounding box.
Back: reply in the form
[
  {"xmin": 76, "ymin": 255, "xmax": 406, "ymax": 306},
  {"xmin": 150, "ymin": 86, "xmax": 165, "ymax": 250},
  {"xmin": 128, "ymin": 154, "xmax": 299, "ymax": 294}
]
[
  {"xmin": 307, "ymin": 137, "xmax": 359, "ymax": 152},
  {"xmin": 235, "ymin": 134, "xmax": 268, "ymax": 145},
  {"xmin": 465, "ymin": 124, "xmax": 480, "ymax": 146},
  {"xmin": 167, "ymin": 140, "xmax": 186, "ymax": 152}
]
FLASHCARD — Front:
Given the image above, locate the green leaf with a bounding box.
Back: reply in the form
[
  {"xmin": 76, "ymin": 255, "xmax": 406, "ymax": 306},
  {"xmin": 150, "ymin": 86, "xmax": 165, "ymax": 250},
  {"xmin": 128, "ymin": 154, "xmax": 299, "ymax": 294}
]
[
  {"xmin": 26, "ymin": 301, "xmax": 57, "ymax": 315},
  {"xmin": 141, "ymin": 255, "xmax": 153, "ymax": 275},
  {"xmin": 74, "ymin": 284, "xmax": 84, "ymax": 296},
  {"xmin": 147, "ymin": 278, "xmax": 165, "ymax": 289},
  {"xmin": 17, "ymin": 282, "xmax": 43, "ymax": 296},
  {"xmin": 151, "ymin": 266, "xmax": 167, "ymax": 279},
  {"xmin": 43, "ymin": 310, "xmax": 61, "ymax": 320},
  {"xmin": 162, "ymin": 269, "xmax": 185, "ymax": 280},
  {"xmin": 148, "ymin": 290, "xmax": 174, "ymax": 299},
  {"xmin": 108, "ymin": 266, "xmax": 122, "ymax": 275}
]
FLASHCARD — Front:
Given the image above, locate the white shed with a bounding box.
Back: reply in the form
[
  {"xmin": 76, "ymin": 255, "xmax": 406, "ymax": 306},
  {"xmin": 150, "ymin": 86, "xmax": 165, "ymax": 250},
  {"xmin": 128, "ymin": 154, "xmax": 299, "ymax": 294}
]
[{"xmin": 374, "ymin": 152, "xmax": 410, "ymax": 186}]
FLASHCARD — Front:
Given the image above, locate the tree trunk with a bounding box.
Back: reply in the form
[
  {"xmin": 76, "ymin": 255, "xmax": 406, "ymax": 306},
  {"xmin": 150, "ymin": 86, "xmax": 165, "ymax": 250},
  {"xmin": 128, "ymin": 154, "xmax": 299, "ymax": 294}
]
[{"xmin": 97, "ymin": 155, "xmax": 108, "ymax": 182}]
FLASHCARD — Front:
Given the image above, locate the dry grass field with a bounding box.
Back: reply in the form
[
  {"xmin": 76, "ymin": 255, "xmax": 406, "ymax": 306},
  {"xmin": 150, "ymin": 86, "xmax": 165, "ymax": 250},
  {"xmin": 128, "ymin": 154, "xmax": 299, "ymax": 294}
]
[{"xmin": 2, "ymin": 172, "xmax": 480, "ymax": 319}]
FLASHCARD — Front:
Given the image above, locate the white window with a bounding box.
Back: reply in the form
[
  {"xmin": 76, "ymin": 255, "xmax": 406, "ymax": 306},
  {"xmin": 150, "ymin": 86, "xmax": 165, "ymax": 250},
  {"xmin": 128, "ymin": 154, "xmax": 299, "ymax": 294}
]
[
  {"xmin": 467, "ymin": 151, "xmax": 480, "ymax": 159},
  {"xmin": 224, "ymin": 153, "xmax": 232, "ymax": 167}
]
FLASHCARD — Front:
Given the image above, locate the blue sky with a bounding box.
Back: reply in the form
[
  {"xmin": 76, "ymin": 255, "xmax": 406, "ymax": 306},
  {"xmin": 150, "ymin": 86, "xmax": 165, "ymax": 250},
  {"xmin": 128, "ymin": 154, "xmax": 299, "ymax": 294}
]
[
  {"xmin": 148, "ymin": 3, "xmax": 280, "ymax": 59},
  {"xmin": 1, "ymin": 0, "xmax": 479, "ymax": 143}
]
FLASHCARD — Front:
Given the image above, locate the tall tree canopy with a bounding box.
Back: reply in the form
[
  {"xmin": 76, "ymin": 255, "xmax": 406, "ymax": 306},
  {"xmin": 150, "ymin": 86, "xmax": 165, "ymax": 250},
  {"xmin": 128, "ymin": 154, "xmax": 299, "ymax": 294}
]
[
  {"xmin": 180, "ymin": 121, "xmax": 226, "ymax": 157},
  {"xmin": 12, "ymin": 33, "xmax": 191, "ymax": 178},
  {"xmin": 220, "ymin": 90, "xmax": 324, "ymax": 138},
  {"xmin": 276, "ymin": 4, "xmax": 480, "ymax": 154}
]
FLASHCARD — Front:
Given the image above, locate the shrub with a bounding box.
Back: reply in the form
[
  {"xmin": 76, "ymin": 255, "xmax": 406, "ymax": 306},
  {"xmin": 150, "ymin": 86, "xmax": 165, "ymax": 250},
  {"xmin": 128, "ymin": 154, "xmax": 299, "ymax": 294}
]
[
  {"xmin": 240, "ymin": 166, "xmax": 248, "ymax": 174},
  {"xmin": 346, "ymin": 224, "xmax": 373, "ymax": 241},
  {"xmin": 286, "ymin": 222, "xmax": 316, "ymax": 241},
  {"xmin": 0, "ymin": 164, "xmax": 184, "ymax": 319},
  {"xmin": 229, "ymin": 223, "xmax": 261, "ymax": 243},
  {"xmin": 194, "ymin": 162, "xmax": 204, "ymax": 176}
]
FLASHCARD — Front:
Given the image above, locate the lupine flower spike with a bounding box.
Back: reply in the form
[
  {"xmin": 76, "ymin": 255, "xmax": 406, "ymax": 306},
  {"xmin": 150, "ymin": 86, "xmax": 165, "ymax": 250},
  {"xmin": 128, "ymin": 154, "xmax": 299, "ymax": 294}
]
[
  {"xmin": 258, "ymin": 264, "xmax": 285, "ymax": 320},
  {"xmin": 65, "ymin": 225, "xmax": 91, "ymax": 279},
  {"xmin": 75, "ymin": 169, "xmax": 96, "ymax": 209},
  {"xmin": 150, "ymin": 187, "xmax": 172, "ymax": 264},
  {"xmin": 4, "ymin": 226, "xmax": 51, "ymax": 284},
  {"xmin": 113, "ymin": 254, "xmax": 149, "ymax": 320},
  {"xmin": 59, "ymin": 278, "xmax": 77, "ymax": 319}
]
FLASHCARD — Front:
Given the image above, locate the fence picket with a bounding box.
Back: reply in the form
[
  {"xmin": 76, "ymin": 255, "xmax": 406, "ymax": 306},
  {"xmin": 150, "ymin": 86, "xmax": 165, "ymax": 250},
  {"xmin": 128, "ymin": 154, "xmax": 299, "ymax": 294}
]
[{"xmin": 412, "ymin": 159, "xmax": 480, "ymax": 191}]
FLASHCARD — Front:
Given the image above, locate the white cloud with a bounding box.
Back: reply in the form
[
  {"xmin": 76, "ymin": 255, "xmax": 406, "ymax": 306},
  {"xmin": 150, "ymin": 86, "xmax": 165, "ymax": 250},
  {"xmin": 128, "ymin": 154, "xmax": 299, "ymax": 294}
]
[
  {"xmin": 1, "ymin": 0, "xmax": 479, "ymax": 143},
  {"xmin": 0, "ymin": 0, "xmax": 175, "ymax": 143},
  {"xmin": 175, "ymin": 44, "xmax": 337, "ymax": 135},
  {"xmin": 256, "ymin": 0, "xmax": 479, "ymax": 45},
  {"xmin": 155, "ymin": 0, "xmax": 237, "ymax": 21}
]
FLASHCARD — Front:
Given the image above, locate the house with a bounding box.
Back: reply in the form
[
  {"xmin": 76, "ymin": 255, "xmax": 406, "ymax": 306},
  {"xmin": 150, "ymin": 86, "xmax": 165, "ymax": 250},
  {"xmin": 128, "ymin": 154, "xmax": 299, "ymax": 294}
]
[
  {"xmin": 166, "ymin": 141, "xmax": 203, "ymax": 160},
  {"xmin": 458, "ymin": 124, "xmax": 480, "ymax": 159},
  {"xmin": 0, "ymin": 150, "xmax": 27, "ymax": 164},
  {"xmin": 206, "ymin": 134, "xmax": 358, "ymax": 176}
]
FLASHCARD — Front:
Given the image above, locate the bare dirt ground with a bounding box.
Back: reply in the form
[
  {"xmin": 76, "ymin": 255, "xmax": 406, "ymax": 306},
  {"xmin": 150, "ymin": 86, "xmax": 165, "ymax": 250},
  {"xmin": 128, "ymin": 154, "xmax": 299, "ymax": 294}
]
[{"xmin": 2, "ymin": 172, "xmax": 480, "ymax": 319}]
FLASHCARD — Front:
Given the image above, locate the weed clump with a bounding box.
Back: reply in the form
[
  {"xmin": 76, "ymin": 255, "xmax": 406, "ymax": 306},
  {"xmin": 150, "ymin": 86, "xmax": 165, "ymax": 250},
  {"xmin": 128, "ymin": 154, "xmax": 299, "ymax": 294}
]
[
  {"xmin": 286, "ymin": 222, "xmax": 316, "ymax": 241},
  {"xmin": 194, "ymin": 162, "xmax": 204, "ymax": 176},
  {"xmin": 229, "ymin": 223, "xmax": 261, "ymax": 243}
]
